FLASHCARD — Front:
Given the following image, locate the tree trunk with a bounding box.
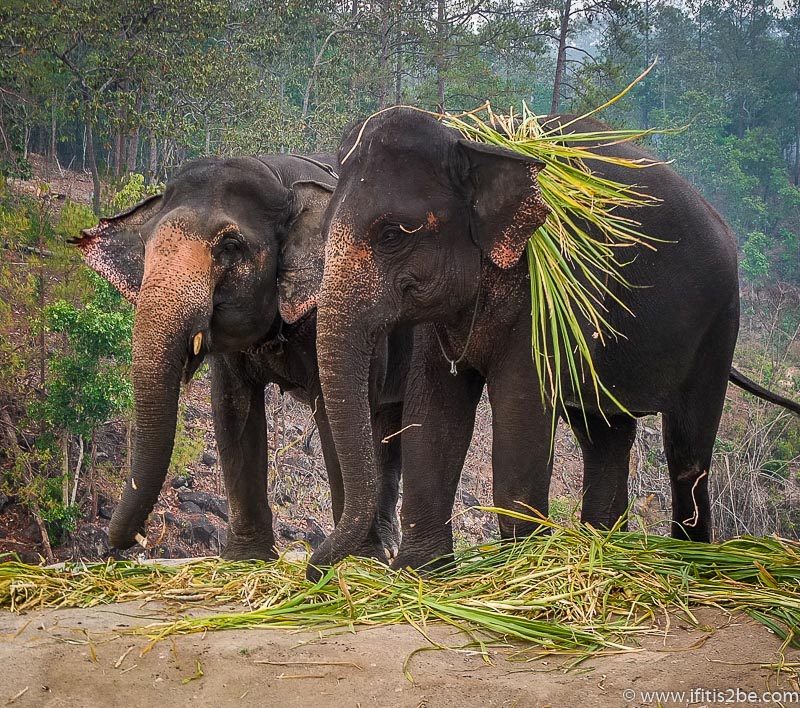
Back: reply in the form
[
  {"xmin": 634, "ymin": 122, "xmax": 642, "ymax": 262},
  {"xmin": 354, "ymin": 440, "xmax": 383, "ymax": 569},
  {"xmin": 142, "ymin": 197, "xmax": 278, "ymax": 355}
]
[
  {"xmin": 436, "ymin": 0, "xmax": 446, "ymax": 108},
  {"xmin": 348, "ymin": 0, "xmax": 359, "ymax": 114},
  {"xmin": 114, "ymin": 129, "xmax": 124, "ymax": 179},
  {"xmin": 50, "ymin": 94, "xmax": 57, "ymax": 167},
  {"xmin": 126, "ymin": 93, "xmax": 143, "ymax": 173},
  {"xmin": 61, "ymin": 432, "xmax": 70, "ymax": 507},
  {"xmin": 85, "ymin": 116, "xmax": 102, "ymax": 215},
  {"xmin": 378, "ymin": 0, "xmax": 391, "ymax": 108},
  {"xmin": 794, "ymin": 104, "xmax": 799, "ymax": 186},
  {"xmin": 551, "ymin": 0, "xmax": 571, "ymax": 114},
  {"xmin": 70, "ymin": 435, "xmax": 85, "ymax": 507},
  {"xmin": 395, "ymin": 3, "xmax": 403, "ymax": 105},
  {"xmin": 149, "ymin": 130, "xmax": 158, "ymax": 185}
]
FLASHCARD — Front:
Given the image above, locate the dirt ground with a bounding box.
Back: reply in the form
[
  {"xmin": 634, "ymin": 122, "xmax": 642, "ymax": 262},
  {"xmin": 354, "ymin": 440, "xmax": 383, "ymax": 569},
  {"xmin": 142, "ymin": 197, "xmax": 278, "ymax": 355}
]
[{"xmin": 1, "ymin": 603, "xmax": 798, "ymax": 708}]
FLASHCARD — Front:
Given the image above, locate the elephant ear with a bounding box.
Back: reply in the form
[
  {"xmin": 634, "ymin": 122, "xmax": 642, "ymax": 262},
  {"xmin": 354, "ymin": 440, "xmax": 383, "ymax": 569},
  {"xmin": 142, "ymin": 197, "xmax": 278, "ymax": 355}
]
[
  {"xmin": 71, "ymin": 194, "xmax": 164, "ymax": 304},
  {"xmin": 458, "ymin": 139, "xmax": 549, "ymax": 269},
  {"xmin": 278, "ymin": 179, "xmax": 335, "ymax": 324}
]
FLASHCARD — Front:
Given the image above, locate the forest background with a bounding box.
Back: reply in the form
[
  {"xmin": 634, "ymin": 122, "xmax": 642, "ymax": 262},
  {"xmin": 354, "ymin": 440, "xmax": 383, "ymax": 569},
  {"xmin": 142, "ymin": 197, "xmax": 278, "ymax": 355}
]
[{"xmin": 0, "ymin": 0, "xmax": 798, "ymax": 561}]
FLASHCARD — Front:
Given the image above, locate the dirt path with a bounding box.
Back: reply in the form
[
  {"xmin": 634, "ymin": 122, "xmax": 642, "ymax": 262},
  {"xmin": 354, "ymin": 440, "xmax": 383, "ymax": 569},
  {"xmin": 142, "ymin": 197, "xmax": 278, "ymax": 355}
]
[{"xmin": 1, "ymin": 603, "xmax": 797, "ymax": 707}]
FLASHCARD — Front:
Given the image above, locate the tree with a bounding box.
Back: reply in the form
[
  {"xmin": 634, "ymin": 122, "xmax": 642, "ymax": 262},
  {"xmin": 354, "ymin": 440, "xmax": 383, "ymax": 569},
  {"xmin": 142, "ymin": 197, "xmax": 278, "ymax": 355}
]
[{"xmin": 37, "ymin": 274, "xmax": 133, "ymax": 516}]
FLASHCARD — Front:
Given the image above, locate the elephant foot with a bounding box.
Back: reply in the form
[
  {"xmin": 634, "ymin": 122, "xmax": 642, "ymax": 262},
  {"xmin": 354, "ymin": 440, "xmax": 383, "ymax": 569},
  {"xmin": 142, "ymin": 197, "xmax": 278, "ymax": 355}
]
[
  {"xmin": 376, "ymin": 513, "xmax": 401, "ymax": 562},
  {"xmin": 222, "ymin": 531, "xmax": 277, "ymax": 562},
  {"xmin": 390, "ymin": 546, "xmax": 454, "ymax": 574},
  {"xmin": 670, "ymin": 521, "xmax": 710, "ymax": 543},
  {"xmin": 306, "ymin": 536, "xmax": 387, "ymax": 582}
]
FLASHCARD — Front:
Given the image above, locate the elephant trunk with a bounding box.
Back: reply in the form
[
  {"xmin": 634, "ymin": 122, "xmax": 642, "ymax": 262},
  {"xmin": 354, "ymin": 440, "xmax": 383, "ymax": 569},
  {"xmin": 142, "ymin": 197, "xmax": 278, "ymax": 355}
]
[
  {"xmin": 109, "ymin": 233, "xmax": 211, "ymax": 549},
  {"xmin": 313, "ymin": 309, "xmax": 381, "ymax": 564}
]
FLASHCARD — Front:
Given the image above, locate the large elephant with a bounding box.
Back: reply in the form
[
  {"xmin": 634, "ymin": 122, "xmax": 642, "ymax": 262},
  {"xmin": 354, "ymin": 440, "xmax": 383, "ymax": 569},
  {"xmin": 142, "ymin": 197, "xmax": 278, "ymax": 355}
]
[
  {"xmin": 75, "ymin": 154, "xmax": 408, "ymax": 561},
  {"xmin": 310, "ymin": 108, "xmax": 800, "ymax": 574}
]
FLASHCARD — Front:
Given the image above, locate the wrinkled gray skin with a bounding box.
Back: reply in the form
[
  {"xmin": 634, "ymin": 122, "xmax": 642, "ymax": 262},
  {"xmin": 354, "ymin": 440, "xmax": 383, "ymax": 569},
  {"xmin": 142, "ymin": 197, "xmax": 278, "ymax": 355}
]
[
  {"xmin": 76, "ymin": 155, "xmax": 406, "ymax": 560},
  {"xmin": 310, "ymin": 108, "xmax": 800, "ymax": 577}
]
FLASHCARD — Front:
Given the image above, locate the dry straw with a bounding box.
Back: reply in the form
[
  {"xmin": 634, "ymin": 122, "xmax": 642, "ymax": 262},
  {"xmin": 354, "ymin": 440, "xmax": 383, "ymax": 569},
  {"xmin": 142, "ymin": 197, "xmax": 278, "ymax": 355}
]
[{"xmin": 2, "ymin": 517, "xmax": 799, "ymax": 656}]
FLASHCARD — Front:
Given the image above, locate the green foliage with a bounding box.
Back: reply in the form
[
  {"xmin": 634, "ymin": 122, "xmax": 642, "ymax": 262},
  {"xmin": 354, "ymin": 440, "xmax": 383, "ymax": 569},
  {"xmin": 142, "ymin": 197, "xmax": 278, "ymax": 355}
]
[
  {"xmin": 107, "ymin": 173, "xmax": 163, "ymax": 214},
  {"xmin": 35, "ymin": 274, "xmax": 133, "ymax": 439},
  {"xmin": 0, "ymin": 0, "xmax": 795, "ymax": 297},
  {"xmin": 38, "ymin": 482, "xmax": 81, "ymax": 543},
  {"xmin": 0, "ymin": 155, "xmax": 33, "ymax": 180},
  {"xmin": 762, "ymin": 417, "xmax": 800, "ymax": 478},
  {"xmin": 55, "ymin": 201, "xmax": 96, "ymax": 240},
  {"xmin": 0, "ymin": 201, "xmax": 32, "ymax": 247},
  {"xmin": 742, "ymin": 231, "xmax": 771, "ymax": 285}
]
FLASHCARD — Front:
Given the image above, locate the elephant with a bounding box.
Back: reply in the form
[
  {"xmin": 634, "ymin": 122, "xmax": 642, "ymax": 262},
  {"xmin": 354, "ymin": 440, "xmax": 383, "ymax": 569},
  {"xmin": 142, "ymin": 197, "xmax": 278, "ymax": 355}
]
[
  {"xmin": 309, "ymin": 107, "xmax": 800, "ymax": 575},
  {"xmin": 75, "ymin": 153, "xmax": 409, "ymax": 561}
]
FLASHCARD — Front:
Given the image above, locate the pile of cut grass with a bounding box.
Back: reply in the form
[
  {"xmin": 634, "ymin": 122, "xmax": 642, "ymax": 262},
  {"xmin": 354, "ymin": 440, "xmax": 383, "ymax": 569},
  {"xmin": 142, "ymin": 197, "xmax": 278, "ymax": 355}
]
[{"xmin": 2, "ymin": 516, "xmax": 798, "ymax": 657}]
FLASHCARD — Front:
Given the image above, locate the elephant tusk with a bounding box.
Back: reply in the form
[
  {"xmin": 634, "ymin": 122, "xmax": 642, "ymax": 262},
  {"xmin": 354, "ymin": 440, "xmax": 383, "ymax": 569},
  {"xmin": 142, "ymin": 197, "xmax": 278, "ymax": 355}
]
[
  {"xmin": 399, "ymin": 223, "xmax": 423, "ymax": 234},
  {"xmin": 131, "ymin": 477, "xmax": 137, "ymax": 490},
  {"xmin": 135, "ymin": 533, "xmax": 148, "ymax": 549},
  {"xmin": 192, "ymin": 331, "xmax": 203, "ymax": 356}
]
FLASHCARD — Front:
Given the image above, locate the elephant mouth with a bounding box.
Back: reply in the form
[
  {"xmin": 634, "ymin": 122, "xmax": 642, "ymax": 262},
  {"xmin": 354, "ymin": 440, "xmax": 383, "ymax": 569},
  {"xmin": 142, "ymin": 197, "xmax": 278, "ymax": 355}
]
[{"xmin": 182, "ymin": 330, "xmax": 208, "ymax": 384}]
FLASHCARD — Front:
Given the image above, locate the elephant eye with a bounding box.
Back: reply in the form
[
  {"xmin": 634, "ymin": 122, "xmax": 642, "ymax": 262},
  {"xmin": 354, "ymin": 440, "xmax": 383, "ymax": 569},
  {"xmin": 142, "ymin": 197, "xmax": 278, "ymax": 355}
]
[
  {"xmin": 218, "ymin": 235, "xmax": 245, "ymax": 258},
  {"xmin": 380, "ymin": 225, "xmax": 407, "ymax": 248}
]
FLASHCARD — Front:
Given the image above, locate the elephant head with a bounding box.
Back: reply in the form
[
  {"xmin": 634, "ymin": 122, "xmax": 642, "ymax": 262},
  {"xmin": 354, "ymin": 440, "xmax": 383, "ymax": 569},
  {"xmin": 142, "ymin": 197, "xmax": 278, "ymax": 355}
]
[
  {"xmin": 75, "ymin": 156, "xmax": 334, "ymax": 550},
  {"xmin": 310, "ymin": 108, "xmax": 548, "ymax": 571}
]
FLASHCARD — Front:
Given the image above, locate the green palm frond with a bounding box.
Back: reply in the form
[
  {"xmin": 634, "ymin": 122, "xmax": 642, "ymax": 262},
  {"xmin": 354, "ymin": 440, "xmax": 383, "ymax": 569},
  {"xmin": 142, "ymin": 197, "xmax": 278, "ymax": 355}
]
[{"xmin": 443, "ymin": 68, "xmax": 682, "ymax": 423}]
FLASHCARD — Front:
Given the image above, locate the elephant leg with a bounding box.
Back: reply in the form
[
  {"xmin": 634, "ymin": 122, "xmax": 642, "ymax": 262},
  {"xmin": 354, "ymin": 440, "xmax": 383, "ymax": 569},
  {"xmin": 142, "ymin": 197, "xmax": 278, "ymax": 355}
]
[
  {"xmin": 392, "ymin": 328, "xmax": 485, "ymax": 571},
  {"xmin": 211, "ymin": 357, "xmax": 275, "ymax": 561},
  {"xmin": 663, "ymin": 355, "xmax": 732, "ymax": 542},
  {"xmin": 372, "ymin": 401, "xmax": 403, "ymax": 559},
  {"xmin": 487, "ymin": 359, "xmax": 554, "ymax": 539},
  {"xmin": 312, "ymin": 396, "xmax": 344, "ymax": 526},
  {"xmin": 570, "ymin": 412, "xmax": 637, "ymax": 529},
  {"xmin": 311, "ymin": 392, "xmax": 402, "ymax": 559},
  {"xmin": 663, "ymin": 396, "xmax": 726, "ymax": 543}
]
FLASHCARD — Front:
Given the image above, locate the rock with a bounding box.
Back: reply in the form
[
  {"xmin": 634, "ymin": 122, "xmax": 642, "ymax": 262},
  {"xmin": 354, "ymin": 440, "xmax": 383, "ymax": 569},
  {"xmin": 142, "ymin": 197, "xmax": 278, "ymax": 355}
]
[
  {"xmin": 201, "ymin": 452, "xmax": 217, "ymax": 467},
  {"xmin": 71, "ymin": 523, "xmax": 110, "ymax": 558},
  {"xmin": 162, "ymin": 511, "xmax": 179, "ymax": 526},
  {"xmin": 18, "ymin": 550, "xmax": 41, "ymax": 564},
  {"xmin": 460, "ymin": 490, "xmax": 481, "ymax": 508},
  {"xmin": 97, "ymin": 495, "xmax": 114, "ymax": 520},
  {"xmin": 183, "ymin": 405, "xmax": 203, "ymax": 421},
  {"xmin": 304, "ymin": 518, "xmax": 326, "ymax": 550},
  {"xmin": 276, "ymin": 519, "xmax": 326, "ymax": 550},
  {"xmin": 180, "ymin": 513, "xmax": 224, "ymax": 550},
  {"xmin": 278, "ymin": 522, "xmax": 303, "ymax": 542},
  {"xmin": 177, "ymin": 489, "xmax": 229, "ymax": 522},
  {"xmin": 151, "ymin": 545, "xmax": 172, "ymax": 559},
  {"xmin": 20, "ymin": 520, "xmax": 42, "ymax": 545},
  {"xmin": 179, "ymin": 501, "xmax": 203, "ymax": 515},
  {"xmin": 171, "ymin": 475, "xmax": 193, "ymax": 489},
  {"xmin": 0, "ymin": 491, "xmax": 9, "ymax": 512}
]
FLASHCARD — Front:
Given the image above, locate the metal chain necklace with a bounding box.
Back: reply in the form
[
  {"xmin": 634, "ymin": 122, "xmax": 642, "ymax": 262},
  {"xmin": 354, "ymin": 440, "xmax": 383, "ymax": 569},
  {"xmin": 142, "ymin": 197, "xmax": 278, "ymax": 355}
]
[{"xmin": 433, "ymin": 277, "xmax": 482, "ymax": 375}]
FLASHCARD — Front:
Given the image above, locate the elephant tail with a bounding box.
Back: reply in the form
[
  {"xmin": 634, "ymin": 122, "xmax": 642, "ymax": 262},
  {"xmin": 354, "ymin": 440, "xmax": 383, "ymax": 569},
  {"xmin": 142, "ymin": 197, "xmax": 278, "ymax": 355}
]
[{"xmin": 729, "ymin": 367, "xmax": 800, "ymax": 415}]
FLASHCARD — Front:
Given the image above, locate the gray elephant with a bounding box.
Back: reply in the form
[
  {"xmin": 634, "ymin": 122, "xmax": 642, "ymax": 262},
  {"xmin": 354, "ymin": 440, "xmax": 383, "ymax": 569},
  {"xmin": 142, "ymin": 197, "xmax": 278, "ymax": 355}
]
[
  {"xmin": 309, "ymin": 108, "xmax": 800, "ymax": 575},
  {"xmin": 75, "ymin": 154, "xmax": 408, "ymax": 561}
]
